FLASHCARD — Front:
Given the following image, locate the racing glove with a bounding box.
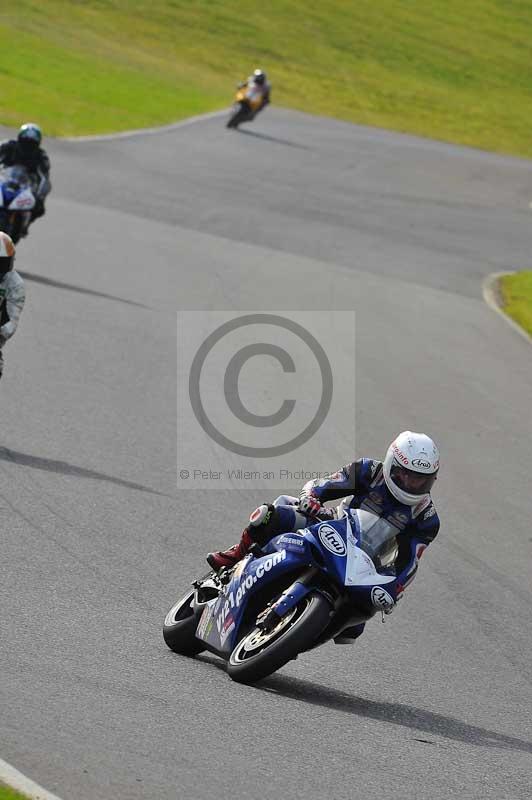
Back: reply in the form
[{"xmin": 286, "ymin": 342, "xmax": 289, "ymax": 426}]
[
  {"xmin": 299, "ymin": 495, "xmax": 336, "ymax": 521},
  {"xmin": 298, "ymin": 495, "xmax": 322, "ymax": 516}
]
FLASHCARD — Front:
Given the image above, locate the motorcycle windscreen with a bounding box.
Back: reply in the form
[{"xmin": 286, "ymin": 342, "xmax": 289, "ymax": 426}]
[
  {"xmin": 4, "ymin": 165, "xmax": 31, "ymax": 186},
  {"xmin": 353, "ymin": 509, "xmax": 399, "ymax": 571}
]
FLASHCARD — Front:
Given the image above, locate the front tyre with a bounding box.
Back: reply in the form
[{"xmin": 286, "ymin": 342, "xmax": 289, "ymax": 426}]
[
  {"xmin": 226, "ymin": 103, "xmax": 250, "ymax": 129},
  {"xmin": 163, "ymin": 589, "xmax": 205, "ymax": 656},
  {"xmin": 0, "ymin": 211, "xmax": 12, "ymax": 237},
  {"xmin": 227, "ymin": 591, "xmax": 331, "ymax": 684},
  {"xmin": 9, "ymin": 215, "xmax": 23, "ymax": 244}
]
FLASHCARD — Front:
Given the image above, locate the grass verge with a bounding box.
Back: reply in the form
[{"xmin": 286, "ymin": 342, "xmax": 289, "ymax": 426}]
[
  {"xmin": 0, "ymin": 1, "xmax": 532, "ymax": 156},
  {"xmin": 0, "ymin": 783, "xmax": 29, "ymax": 800},
  {"xmin": 499, "ymin": 271, "xmax": 532, "ymax": 338}
]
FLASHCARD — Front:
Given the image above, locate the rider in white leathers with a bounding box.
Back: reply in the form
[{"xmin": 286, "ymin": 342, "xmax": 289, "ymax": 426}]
[
  {"xmin": 238, "ymin": 68, "xmax": 271, "ymax": 112},
  {"xmin": 0, "ymin": 232, "xmax": 26, "ymax": 379}
]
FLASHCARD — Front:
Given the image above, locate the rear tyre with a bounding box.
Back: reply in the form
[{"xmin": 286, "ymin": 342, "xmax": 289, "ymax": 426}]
[
  {"xmin": 163, "ymin": 589, "xmax": 205, "ymax": 656},
  {"xmin": 227, "ymin": 591, "xmax": 331, "ymax": 684}
]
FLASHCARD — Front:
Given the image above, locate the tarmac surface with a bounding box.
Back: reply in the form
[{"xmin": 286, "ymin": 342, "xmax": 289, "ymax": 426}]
[{"xmin": 1, "ymin": 109, "xmax": 531, "ymax": 799}]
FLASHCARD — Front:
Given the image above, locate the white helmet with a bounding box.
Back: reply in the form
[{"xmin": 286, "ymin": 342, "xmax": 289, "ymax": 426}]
[{"xmin": 383, "ymin": 431, "xmax": 439, "ymax": 506}]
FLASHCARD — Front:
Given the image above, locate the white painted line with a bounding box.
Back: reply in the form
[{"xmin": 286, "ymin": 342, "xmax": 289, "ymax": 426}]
[
  {"xmin": 482, "ymin": 271, "xmax": 531, "ymax": 343},
  {"xmin": 62, "ymin": 108, "xmax": 228, "ymax": 143},
  {"xmin": 0, "ymin": 757, "xmax": 64, "ymax": 800}
]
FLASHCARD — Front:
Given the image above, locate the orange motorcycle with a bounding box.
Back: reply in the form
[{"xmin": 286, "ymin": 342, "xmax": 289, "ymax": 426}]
[{"xmin": 227, "ymin": 83, "xmax": 266, "ymax": 129}]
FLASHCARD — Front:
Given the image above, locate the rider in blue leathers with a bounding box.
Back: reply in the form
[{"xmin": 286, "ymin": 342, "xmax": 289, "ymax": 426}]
[{"xmin": 208, "ymin": 431, "xmax": 440, "ymax": 643}]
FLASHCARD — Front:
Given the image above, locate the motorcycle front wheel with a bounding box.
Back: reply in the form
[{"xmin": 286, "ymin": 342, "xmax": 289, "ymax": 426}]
[
  {"xmin": 9, "ymin": 214, "xmax": 24, "ymax": 244},
  {"xmin": 0, "ymin": 211, "xmax": 12, "ymax": 238},
  {"xmin": 226, "ymin": 103, "xmax": 250, "ymax": 129},
  {"xmin": 227, "ymin": 591, "xmax": 331, "ymax": 684},
  {"xmin": 163, "ymin": 588, "xmax": 206, "ymax": 656}
]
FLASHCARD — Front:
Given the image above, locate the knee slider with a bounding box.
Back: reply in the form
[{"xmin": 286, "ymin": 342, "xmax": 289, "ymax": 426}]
[{"xmin": 248, "ymin": 504, "xmax": 280, "ymax": 545}]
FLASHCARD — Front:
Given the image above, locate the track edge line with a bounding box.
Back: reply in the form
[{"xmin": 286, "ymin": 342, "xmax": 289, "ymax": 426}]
[
  {"xmin": 61, "ymin": 109, "xmax": 228, "ymax": 143},
  {"xmin": 0, "ymin": 757, "xmax": 64, "ymax": 800},
  {"xmin": 482, "ymin": 270, "xmax": 531, "ymax": 344}
]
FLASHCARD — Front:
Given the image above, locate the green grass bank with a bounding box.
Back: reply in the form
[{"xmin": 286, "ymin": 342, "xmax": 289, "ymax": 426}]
[
  {"xmin": 1, "ymin": 1, "xmax": 532, "ymax": 156},
  {"xmin": 0, "ymin": 783, "xmax": 29, "ymax": 800},
  {"xmin": 500, "ymin": 271, "xmax": 532, "ymax": 338}
]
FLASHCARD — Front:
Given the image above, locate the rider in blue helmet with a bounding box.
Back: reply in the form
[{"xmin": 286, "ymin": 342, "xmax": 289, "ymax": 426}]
[{"xmin": 0, "ymin": 123, "xmax": 51, "ymax": 234}]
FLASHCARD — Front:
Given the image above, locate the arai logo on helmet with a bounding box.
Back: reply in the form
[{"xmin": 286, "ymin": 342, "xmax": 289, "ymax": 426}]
[
  {"xmin": 412, "ymin": 458, "xmax": 431, "ymax": 469},
  {"xmin": 318, "ymin": 524, "xmax": 347, "ymax": 557}
]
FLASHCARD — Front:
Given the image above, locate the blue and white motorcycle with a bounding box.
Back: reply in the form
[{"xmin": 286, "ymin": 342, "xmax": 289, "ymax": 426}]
[
  {"xmin": 0, "ymin": 165, "xmax": 36, "ymax": 243},
  {"xmin": 163, "ymin": 508, "xmax": 400, "ymax": 684}
]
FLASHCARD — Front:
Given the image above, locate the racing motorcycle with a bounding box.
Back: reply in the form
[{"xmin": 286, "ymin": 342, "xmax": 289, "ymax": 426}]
[
  {"xmin": 163, "ymin": 507, "xmax": 399, "ymax": 684},
  {"xmin": 226, "ymin": 83, "xmax": 266, "ymax": 129},
  {"xmin": 0, "ymin": 165, "xmax": 36, "ymax": 243}
]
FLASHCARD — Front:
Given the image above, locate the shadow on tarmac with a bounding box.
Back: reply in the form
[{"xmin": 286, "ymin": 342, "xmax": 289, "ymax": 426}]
[
  {"xmin": 19, "ymin": 271, "xmax": 148, "ymax": 308},
  {"xmin": 195, "ymin": 654, "xmax": 531, "ymax": 754},
  {"xmin": 258, "ymin": 674, "xmax": 532, "ymax": 754},
  {"xmin": 0, "ymin": 446, "xmax": 165, "ymax": 495},
  {"xmin": 236, "ymin": 128, "xmax": 311, "ymax": 150}
]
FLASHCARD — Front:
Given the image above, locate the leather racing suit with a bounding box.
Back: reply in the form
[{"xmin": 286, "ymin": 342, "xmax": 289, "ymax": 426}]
[
  {"xmin": 249, "ymin": 458, "xmax": 440, "ymax": 642},
  {"xmin": 239, "ymin": 76, "xmax": 271, "ymax": 112},
  {"xmin": 0, "ymin": 269, "xmax": 26, "ymax": 377}
]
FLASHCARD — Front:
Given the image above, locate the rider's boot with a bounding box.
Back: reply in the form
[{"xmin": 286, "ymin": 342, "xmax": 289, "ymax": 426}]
[
  {"xmin": 207, "ymin": 504, "xmax": 275, "ymax": 571},
  {"xmin": 206, "ymin": 527, "xmax": 254, "ymax": 571}
]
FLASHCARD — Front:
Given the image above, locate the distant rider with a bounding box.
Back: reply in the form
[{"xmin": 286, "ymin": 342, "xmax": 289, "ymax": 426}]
[
  {"xmin": 0, "ymin": 232, "xmax": 26, "ymax": 380},
  {"xmin": 0, "ymin": 123, "xmax": 51, "ymax": 235},
  {"xmin": 238, "ymin": 68, "xmax": 271, "ymax": 113},
  {"xmin": 207, "ymin": 431, "xmax": 441, "ymax": 643}
]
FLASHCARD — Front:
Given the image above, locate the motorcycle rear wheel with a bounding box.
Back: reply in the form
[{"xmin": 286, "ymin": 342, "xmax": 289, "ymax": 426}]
[
  {"xmin": 227, "ymin": 591, "xmax": 331, "ymax": 684},
  {"xmin": 163, "ymin": 588, "xmax": 205, "ymax": 656}
]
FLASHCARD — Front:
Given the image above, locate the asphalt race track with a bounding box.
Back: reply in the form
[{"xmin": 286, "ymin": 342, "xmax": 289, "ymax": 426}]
[{"xmin": 1, "ymin": 109, "xmax": 531, "ymax": 800}]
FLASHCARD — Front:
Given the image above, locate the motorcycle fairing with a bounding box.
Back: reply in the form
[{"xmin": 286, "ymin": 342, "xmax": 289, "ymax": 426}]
[
  {"xmin": 8, "ymin": 188, "xmax": 35, "ymax": 210},
  {"xmin": 245, "ymin": 87, "xmax": 263, "ymax": 110},
  {"xmin": 197, "ymin": 510, "xmax": 401, "ymax": 656},
  {"xmin": 196, "ymin": 543, "xmax": 314, "ymax": 656},
  {"xmin": 0, "ymin": 167, "xmax": 35, "ymax": 211},
  {"xmin": 265, "ymin": 512, "xmax": 397, "ymax": 620}
]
